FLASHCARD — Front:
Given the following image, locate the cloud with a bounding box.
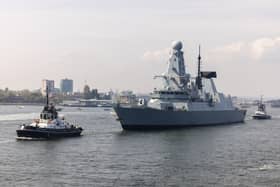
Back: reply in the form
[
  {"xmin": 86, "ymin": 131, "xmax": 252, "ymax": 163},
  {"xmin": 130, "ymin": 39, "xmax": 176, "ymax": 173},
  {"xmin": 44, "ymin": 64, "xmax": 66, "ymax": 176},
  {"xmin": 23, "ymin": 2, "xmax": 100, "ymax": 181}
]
[
  {"xmin": 250, "ymin": 37, "xmax": 280, "ymax": 59},
  {"xmin": 211, "ymin": 36, "xmax": 280, "ymax": 61},
  {"xmin": 214, "ymin": 41, "xmax": 245, "ymax": 53},
  {"xmin": 205, "ymin": 36, "xmax": 280, "ymax": 97},
  {"xmin": 142, "ymin": 48, "xmax": 170, "ymax": 62}
]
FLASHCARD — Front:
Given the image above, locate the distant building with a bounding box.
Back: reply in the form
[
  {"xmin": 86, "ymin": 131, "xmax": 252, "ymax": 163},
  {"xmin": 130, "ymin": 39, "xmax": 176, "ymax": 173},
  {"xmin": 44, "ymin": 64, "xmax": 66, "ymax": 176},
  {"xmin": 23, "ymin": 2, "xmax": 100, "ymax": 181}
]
[
  {"xmin": 91, "ymin": 89, "xmax": 98, "ymax": 99},
  {"xmin": 117, "ymin": 90, "xmax": 136, "ymax": 104},
  {"xmin": 60, "ymin": 78, "xmax": 73, "ymax": 94},
  {"xmin": 98, "ymin": 92, "xmax": 111, "ymax": 100},
  {"xmin": 53, "ymin": 88, "xmax": 61, "ymax": 94},
  {"xmin": 41, "ymin": 79, "xmax": 55, "ymax": 95},
  {"xmin": 83, "ymin": 84, "xmax": 91, "ymax": 99}
]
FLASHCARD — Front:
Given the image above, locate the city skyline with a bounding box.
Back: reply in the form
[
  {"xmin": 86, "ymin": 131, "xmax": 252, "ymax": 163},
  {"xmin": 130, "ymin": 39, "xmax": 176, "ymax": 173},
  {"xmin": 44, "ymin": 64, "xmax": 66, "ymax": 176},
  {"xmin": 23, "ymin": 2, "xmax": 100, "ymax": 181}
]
[
  {"xmin": 38, "ymin": 78, "xmax": 108, "ymax": 93},
  {"xmin": 0, "ymin": 1, "xmax": 280, "ymax": 96}
]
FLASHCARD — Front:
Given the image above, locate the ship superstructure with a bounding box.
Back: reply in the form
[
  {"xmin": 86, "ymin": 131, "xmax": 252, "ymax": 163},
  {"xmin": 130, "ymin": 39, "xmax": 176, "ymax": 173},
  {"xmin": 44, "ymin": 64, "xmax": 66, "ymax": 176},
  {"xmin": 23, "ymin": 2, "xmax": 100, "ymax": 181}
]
[{"xmin": 114, "ymin": 41, "xmax": 246, "ymax": 130}]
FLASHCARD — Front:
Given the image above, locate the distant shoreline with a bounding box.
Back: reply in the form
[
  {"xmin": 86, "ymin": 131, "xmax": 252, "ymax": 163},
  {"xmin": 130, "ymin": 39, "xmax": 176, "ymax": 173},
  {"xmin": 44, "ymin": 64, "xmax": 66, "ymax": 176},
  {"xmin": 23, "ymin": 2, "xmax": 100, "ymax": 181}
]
[{"xmin": 0, "ymin": 103, "xmax": 44, "ymax": 106}]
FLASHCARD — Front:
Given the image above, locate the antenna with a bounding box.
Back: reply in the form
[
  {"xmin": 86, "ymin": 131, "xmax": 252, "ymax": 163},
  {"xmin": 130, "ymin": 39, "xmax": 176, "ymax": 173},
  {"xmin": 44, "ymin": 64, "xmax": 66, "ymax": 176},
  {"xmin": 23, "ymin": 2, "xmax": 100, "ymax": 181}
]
[
  {"xmin": 46, "ymin": 85, "xmax": 49, "ymax": 106},
  {"xmin": 198, "ymin": 45, "xmax": 201, "ymax": 77},
  {"xmin": 196, "ymin": 45, "xmax": 202, "ymax": 89}
]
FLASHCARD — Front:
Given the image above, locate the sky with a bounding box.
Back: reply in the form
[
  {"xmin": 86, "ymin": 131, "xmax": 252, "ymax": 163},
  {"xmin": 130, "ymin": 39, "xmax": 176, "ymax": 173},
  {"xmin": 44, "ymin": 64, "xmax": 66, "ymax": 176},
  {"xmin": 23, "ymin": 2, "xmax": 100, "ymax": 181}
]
[{"xmin": 0, "ymin": 0, "xmax": 280, "ymax": 97}]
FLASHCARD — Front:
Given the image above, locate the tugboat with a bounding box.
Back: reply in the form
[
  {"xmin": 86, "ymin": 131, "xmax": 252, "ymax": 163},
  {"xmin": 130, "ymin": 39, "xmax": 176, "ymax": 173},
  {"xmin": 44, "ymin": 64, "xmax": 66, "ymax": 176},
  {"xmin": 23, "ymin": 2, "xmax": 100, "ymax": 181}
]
[
  {"xmin": 252, "ymin": 97, "xmax": 271, "ymax": 120},
  {"xmin": 16, "ymin": 87, "xmax": 83, "ymax": 139}
]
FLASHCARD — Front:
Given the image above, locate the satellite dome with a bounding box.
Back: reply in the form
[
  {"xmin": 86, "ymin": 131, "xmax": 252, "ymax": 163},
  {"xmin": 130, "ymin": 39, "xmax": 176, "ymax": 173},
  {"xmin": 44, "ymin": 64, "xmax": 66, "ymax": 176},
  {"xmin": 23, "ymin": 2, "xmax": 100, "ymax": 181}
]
[{"xmin": 172, "ymin": 41, "xmax": 183, "ymax": 50}]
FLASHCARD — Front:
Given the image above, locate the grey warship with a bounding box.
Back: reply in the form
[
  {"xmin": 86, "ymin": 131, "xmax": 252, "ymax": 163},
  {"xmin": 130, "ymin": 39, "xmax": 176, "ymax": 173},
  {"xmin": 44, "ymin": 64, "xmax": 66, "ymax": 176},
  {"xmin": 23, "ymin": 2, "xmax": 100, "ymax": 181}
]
[{"xmin": 114, "ymin": 41, "xmax": 246, "ymax": 130}]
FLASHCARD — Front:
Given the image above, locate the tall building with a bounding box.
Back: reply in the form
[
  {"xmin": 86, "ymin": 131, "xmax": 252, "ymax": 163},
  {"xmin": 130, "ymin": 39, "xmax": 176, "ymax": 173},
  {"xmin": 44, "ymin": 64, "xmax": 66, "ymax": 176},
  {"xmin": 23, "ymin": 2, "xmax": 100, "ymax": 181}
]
[
  {"xmin": 60, "ymin": 78, "xmax": 73, "ymax": 94},
  {"xmin": 41, "ymin": 79, "xmax": 55, "ymax": 95},
  {"xmin": 83, "ymin": 84, "xmax": 91, "ymax": 99}
]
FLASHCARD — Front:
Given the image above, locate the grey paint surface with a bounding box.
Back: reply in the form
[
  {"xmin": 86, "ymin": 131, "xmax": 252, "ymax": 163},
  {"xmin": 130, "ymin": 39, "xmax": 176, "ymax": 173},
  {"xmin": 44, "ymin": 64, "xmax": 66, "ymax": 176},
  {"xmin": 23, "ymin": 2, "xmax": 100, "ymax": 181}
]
[{"xmin": 114, "ymin": 106, "xmax": 246, "ymax": 129}]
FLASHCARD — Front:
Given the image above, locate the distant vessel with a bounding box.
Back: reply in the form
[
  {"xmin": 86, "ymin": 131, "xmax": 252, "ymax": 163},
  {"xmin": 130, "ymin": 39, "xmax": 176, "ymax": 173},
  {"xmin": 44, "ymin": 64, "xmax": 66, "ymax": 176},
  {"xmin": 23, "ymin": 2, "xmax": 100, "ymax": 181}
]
[
  {"xmin": 271, "ymin": 100, "xmax": 280, "ymax": 108},
  {"xmin": 252, "ymin": 97, "xmax": 271, "ymax": 120},
  {"xmin": 239, "ymin": 103, "xmax": 251, "ymax": 109},
  {"xmin": 56, "ymin": 107, "xmax": 63, "ymax": 111},
  {"xmin": 16, "ymin": 87, "xmax": 83, "ymax": 139},
  {"xmin": 62, "ymin": 100, "xmax": 112, "ymax": 108},
  {"xmin": 113, "ymin": 41, "xmax": 246, "ymax": 130}
]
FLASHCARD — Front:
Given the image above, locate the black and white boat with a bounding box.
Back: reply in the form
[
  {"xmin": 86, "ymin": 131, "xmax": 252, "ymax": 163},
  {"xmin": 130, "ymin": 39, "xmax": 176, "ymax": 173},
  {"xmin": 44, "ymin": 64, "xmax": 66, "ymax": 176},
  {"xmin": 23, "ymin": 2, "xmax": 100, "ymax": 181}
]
[
  {"xmin": 16, "ymin": 87, "xmax": 83, "ymax": 139},
  {"xmin": 252, "ymin": 98, "xmax": 271, "ymax": 120}
]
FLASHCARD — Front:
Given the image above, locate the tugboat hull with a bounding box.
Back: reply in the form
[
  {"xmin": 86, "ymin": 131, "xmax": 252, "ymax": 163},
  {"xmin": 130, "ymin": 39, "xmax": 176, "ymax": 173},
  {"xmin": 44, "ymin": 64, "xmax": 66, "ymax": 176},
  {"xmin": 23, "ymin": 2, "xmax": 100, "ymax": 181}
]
[
  {"xmin": 16, "ymin": 128, "xmax": 83, "ymax": 139},
  {"xmin": 252, "ymin": 115, "xmax": 271, "ymax": 120}
]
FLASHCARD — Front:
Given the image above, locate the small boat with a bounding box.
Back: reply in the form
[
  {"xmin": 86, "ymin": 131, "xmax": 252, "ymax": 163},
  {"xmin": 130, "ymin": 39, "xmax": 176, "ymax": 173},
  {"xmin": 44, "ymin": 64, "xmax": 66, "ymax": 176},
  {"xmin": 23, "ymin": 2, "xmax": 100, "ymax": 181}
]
[
  {"xmin": 239, "ymin": 103, "xmax": 251, "ymax": 109},
  {"xmin": 252, "ymin": 97, "xmax": 271, "ymax": 120},
  {"xmin": 16, "ymin": 87, "xmax": 83, "ymax": 140},
  {"xmin": 56, "ymin": 108, "xmax": 63, "ymax": 111},
  {"xmin": 271, "ymin": 100, "xmax": 280, "ymax": 108}
]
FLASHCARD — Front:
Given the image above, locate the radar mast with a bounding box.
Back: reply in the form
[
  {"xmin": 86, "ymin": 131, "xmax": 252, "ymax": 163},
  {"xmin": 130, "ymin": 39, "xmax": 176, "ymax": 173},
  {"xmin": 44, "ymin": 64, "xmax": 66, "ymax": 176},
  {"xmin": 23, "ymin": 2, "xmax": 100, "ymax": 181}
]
[{"xmin": 196, "ymin": 45, "xmax": 202, "ymax": 90}]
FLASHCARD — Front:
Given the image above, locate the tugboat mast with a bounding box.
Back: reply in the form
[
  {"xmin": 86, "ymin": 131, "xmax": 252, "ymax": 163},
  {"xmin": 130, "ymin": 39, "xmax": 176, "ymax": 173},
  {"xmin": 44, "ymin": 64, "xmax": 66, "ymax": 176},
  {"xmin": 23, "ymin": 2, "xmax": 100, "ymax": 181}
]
[{"xmin": 46, "ymin": 85, "xmax": 49, "ymax": 106}]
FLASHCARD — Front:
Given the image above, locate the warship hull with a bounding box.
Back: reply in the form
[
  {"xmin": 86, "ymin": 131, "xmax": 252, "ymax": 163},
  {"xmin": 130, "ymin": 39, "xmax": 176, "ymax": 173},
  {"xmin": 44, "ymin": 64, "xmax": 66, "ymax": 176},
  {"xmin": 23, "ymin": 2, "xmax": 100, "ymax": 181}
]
[{"xmin": 114, "ymin": 106, "xmax": 246, "ymax": 130}]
